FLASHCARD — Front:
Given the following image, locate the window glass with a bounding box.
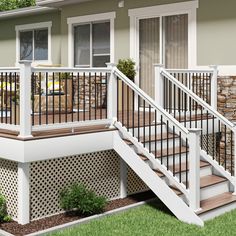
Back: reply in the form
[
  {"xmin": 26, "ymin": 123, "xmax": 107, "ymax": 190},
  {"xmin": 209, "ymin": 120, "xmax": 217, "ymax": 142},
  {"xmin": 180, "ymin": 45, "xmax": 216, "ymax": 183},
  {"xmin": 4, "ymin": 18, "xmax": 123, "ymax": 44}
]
[
  {"xmin": 74, "ymin": 24, "xmax": 90, "ymax": 67},
  {"xmin": 20, "ymin": 31, "xmax": 33, "ymax": 60},
  {"xmin": 93, "ymin": 55, "xmax": 110, "ymax": 67},
  {"xmin": 34, "ymin": 29, "xmax": 48, "ymax": 60},
  {"xmin": 92, "ymin": 22, "xmax": 110, "ymax": 55},
  {"xmin": 74, "ymin": 22, "xmax": 110, "ymax": 67}
]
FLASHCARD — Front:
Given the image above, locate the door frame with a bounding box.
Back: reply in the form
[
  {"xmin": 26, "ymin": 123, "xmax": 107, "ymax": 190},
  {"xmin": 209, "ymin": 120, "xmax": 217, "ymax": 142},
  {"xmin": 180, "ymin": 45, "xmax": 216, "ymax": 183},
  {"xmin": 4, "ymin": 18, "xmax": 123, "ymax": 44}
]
[{"xmin": 128, "ymin": 1, "xmax": 198, "ymax": 88}]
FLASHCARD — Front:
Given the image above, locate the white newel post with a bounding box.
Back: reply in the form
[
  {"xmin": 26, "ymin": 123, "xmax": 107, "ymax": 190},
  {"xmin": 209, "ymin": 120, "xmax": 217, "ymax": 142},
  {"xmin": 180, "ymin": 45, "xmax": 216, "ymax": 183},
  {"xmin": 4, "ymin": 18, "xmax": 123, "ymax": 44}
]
[
  {"xmin": 106, "ymin": 63, "xmax": 117, "ymax": 127},
  {"xmin": 18, "ymin": 61, "xmax": 33, "ymax": 138},
  {"xmin": 210, "ymin": 65, "xmax": 218, "ymax": 110},
  {"xmin": 154, "ymin": 64, "xmax": 164, "ymax": 120},
  {"xmin": 18, "ymin": 162, "xmax": 30, "ymax": 225},
  {"xmin": 188, "ymin": 128, "xmax": 201, "ymax": 212},
  {"xmin": 233, "ymin": 127, "xmax": 236, "ymax": 195}
]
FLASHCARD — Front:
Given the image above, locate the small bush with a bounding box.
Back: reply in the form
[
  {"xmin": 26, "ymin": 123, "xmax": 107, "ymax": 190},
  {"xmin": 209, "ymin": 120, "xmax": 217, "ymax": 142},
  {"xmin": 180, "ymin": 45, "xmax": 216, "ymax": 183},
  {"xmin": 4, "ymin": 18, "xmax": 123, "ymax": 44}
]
[
  {"xmin": 117, "ymin": 58, "xmax": 136, "ymax": 81},
  {"xmin": 60, "ymin": 183, "xmax": 107, "ymax": 216},
  {"xmin": 0, "ymin": 193, "xmax": 11, "ymax": 223}
]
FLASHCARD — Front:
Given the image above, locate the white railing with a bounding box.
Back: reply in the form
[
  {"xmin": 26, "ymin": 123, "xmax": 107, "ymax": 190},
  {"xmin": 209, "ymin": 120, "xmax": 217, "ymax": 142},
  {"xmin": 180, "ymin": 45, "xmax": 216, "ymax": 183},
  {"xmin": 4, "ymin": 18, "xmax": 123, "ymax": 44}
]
[
  {"xmin": 0, "ymin": 67, "xmax": 20, "ymax": 132},
  {"xmin": 157, "ymin": 66, "xmax": 236, "ymax": 192},
  {"xmin": 157, "ymin": 65, "xmax": 218, "ymax": 111},
  {"xmin": 113, "ymin": 65, "xmax": 201, "ymax": 211}
]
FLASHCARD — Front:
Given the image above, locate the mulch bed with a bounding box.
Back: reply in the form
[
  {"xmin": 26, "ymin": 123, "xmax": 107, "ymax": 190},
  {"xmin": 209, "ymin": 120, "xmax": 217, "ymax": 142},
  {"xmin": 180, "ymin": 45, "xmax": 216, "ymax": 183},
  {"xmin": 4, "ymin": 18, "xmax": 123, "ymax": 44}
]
[{"xmin": 0, "ymin": 191, "xmax": 156, "ymax": 236}]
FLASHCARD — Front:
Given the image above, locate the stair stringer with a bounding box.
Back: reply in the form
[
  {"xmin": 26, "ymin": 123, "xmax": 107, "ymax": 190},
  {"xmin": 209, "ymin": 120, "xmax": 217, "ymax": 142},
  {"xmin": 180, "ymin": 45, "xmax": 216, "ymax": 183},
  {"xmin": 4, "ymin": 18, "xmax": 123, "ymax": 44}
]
[{"xmin": 113, "ymin": 132, "xmax": 204, "ymax": 227}]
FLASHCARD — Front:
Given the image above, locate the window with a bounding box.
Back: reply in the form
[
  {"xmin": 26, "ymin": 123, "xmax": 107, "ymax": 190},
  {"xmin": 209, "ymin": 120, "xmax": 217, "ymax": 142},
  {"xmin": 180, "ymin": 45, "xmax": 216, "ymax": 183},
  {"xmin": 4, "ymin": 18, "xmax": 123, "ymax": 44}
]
[
  {"xmin": 74, "ymin": 22, "xmax": 110, "ymax": 67},
  {"xmin": 20, "ymin": 29, "xmax": 48, "ymax": 61},
  {"xmin": 16, "ymin": 21, "xmax": 52, "ymax": 64}
]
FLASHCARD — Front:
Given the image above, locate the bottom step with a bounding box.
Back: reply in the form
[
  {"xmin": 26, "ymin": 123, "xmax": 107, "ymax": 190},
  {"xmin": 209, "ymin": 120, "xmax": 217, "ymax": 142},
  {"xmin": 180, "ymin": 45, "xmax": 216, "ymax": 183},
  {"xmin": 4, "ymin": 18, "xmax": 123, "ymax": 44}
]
[{"xmin": 198, "ymin": 192, "xmax": 236, "ymax": 221}]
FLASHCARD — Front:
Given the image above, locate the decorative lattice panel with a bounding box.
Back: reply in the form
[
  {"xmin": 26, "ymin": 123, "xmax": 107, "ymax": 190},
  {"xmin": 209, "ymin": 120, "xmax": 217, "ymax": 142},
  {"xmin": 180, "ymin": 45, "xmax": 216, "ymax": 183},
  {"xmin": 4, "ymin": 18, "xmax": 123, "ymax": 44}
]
[
  {"xmin": 201, "ymin": 134, "xmax": 217, "ymax": 157},
  {"xmin": 0, "ymin": 159, "xmax": 18, "ymax": 219},
  {"xmin": 127, "ymin": 167, "xmax": 149, "ymax": 195},
  {"xmin": 30, "ymin": 150, "xmax": 120, "ymax": 220}
]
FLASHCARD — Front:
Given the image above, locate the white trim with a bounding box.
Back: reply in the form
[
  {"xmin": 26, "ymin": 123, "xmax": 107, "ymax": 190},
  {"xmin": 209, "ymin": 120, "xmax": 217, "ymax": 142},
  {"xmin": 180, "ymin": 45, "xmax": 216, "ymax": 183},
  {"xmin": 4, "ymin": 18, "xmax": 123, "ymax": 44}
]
[
  {"xmin": 18, "ymin": 162, "xmax": 30, "ymax": 225},
  {"xmin": 197, "ymin": 65, "xmax": 236, "ymax": 76},
  {"xmin": 67, "ymin": 12, "xmax": 116, "ymax": 67},
  {"xmin": 0, "ymin": 6, "xmax": 56, "ymax": 20},
  {"xmin": 129, "ymin": 0, "xmax": 199, "ymax": 86},
  {"xmin": 15, "ymin": 21, "xmax": 52, "ymax": 66}
]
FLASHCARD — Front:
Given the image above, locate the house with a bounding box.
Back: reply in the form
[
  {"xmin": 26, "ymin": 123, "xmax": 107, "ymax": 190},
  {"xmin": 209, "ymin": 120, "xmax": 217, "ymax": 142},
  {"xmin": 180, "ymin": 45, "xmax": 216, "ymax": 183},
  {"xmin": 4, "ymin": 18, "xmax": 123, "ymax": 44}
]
[{"xmin": 0, "ymin": 0, "xmax": 236, "ymax": 228}]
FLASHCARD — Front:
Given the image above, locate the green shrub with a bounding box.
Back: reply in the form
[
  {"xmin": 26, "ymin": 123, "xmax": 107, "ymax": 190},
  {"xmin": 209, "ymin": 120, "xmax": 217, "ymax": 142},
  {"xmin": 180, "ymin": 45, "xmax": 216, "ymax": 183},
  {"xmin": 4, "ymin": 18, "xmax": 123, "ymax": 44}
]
[
  {"xmin": 60, "ymin": 183, "xmax": 107, "ymax": 216},
  {"xmin": 0, "ymin": 193, "xmax": 11, "ymax": 223},
  {"xmin": 117, "ymin": 59, "xmax": 136, "ymax": 81}
]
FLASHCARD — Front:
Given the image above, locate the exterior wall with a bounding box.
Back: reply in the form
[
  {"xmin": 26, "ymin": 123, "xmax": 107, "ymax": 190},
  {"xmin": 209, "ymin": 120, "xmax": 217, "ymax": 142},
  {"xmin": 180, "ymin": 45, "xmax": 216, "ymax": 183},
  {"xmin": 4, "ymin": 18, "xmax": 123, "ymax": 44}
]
[
  {"xmin": 218, "ymin": 76, "xmax": 236, "ymax": 170},
  {"xmin": 0, "ymin": 11, "xmax": 61, "ymax": 67},
  {"xmin": 29, "ymin": 150, "xmax": 147, "ymax": 221},
  {"xmin": 0, "ymin": 159, "xmax": 18, "ymax": 220},
  {"xmin": 60, "ymin": 0, "xmax": 236, "ymax": 67},
  {"xmin": 1, "ymin": 1, "xmax": 236, "ymax": 67}
]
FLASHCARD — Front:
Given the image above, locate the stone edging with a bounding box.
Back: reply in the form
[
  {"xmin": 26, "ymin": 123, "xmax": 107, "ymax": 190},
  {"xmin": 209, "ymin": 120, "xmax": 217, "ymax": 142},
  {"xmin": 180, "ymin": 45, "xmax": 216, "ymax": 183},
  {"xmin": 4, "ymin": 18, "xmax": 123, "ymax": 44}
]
[{"xmin": 25, "ymin": 198, "xmax": 156, "ymax": 236}]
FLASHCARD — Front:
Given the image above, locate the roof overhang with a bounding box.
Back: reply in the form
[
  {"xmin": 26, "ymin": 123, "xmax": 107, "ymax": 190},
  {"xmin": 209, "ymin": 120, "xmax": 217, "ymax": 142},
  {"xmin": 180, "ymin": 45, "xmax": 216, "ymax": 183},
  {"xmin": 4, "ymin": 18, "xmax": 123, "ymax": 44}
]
[
  {"xmin": 0, "ymin": 6, "xmax": 58, "ymax": 20},
  {"xmin": 36, "ymin": 0, "xmax": 93, "ymax": 7}
]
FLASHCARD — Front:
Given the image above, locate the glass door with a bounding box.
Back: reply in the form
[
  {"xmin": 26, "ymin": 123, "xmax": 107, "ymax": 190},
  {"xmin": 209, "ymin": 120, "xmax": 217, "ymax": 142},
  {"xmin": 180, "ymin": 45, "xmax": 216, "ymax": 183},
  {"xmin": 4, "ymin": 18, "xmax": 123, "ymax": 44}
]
[
  {"xmin": 139, "ymin": 17, "xmax": 160, "ymax": 99},
  {"xmin": 138, "ymin": 14, "xmax": 188, "ymax": 99}
]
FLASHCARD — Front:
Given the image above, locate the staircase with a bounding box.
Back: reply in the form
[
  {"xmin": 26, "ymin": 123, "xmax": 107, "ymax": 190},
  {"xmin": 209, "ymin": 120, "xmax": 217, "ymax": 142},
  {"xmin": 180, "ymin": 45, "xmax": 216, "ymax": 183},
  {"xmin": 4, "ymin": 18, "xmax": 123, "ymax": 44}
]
[{"xmin": 108, "ymin": 66, "xmax": 236, "ymax": 227}]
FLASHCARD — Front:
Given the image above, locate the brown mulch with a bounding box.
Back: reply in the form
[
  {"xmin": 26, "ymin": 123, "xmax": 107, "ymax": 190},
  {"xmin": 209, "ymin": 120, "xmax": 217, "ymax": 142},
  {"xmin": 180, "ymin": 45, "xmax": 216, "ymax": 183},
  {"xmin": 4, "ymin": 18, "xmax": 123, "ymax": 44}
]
[{"xmin": 0, "ymin": 191, "xmax": 156, "ymax": 236}]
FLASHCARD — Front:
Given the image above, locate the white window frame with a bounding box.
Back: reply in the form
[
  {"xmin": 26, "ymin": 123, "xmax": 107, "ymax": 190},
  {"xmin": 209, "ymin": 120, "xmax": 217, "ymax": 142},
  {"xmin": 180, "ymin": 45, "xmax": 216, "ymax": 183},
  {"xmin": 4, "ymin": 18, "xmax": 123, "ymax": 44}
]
[
  {"xmin": 67, "ymin": 12, "xmax": 116, "ymax": 68},
  {"xmin": 15, "ymin": 21, "xmax": 52, "ymax": 66},
  {"xmin": 129, "ymin": 0, "xmax": 198, "ymax": 86}
]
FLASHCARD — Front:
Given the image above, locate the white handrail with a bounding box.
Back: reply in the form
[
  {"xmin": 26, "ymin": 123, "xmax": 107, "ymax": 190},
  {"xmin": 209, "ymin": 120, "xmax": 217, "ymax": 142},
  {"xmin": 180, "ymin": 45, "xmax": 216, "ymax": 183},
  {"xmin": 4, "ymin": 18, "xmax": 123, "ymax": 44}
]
[
  {"xmin": 114, "ymin": 68, "xmax": 189, "ymax": 135},
  {"xmin": 166, "ymin": 69, "xmax": 214, "ymax": 74},
  {"xmin": 0, "ymin": 67, "xmax": 20, "ymax": 73},
  {"xmin": 32, "ymin": 67, "xmax": 111, "ymax": 73},
  {"xmin": 161, "ymin": 69, "xmax": 235, "ymax": 129}
]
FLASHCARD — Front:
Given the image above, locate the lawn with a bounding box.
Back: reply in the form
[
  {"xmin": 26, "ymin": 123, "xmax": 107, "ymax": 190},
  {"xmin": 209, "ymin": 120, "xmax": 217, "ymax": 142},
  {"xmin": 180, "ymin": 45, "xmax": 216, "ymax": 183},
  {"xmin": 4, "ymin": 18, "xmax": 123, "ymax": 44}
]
[{"xmin": 49, "ymin": 200, "xmax": 236, "ymax": 236}]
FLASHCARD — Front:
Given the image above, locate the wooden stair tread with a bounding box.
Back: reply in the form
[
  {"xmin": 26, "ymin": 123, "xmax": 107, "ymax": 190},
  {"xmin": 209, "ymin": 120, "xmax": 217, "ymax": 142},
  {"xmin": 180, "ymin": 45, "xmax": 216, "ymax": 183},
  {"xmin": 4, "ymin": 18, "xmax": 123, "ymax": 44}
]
[
  {"xmin": 123, "ymin": 133, "xmax": 178, "ymax": 146},
  {"xmin": 137, "ymin": 153, "xmax": 148, "ymax": 161},
  {"xmin": 177, "ymin": 114, "xmax": 214, "ymax": 123},
  {"xmin": 154, "ymin": 146, "xmax": 188, "ymax": 158},
  {"xmin": 154, "ymin": 161, "xmax": 209, "ymax": 178},
  {"xmin": 198, "ymin": 192, "xmax": 236, "ymax": 215},
  {"xmin": 139, "ymin": 133, "xmax": 178, "ymax": 143},
  {"xmin": 200, "ymin": 175, "xmax": 227, "ymax": 189},
  {"xmin": 137, "ymin": 146, "xmax": 188, "ymax": 162},
  {"xmin": 170, "ymin": 186, "xmax": 182, "ymax": 196}
]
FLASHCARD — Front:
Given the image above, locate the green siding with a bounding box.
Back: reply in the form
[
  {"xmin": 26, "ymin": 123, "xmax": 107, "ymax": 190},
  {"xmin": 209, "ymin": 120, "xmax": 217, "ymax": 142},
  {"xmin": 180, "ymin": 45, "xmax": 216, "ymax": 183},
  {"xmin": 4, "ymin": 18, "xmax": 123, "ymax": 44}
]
[
  {"xmin": 60, "ymin": 0, "xmax": 190, "ymax": 66},
  {"xmin": 0, "ymin": 11, "xmax": 61, "ymax": 67},
  {"xmin": 0, "ymin": 0, "xmax": 236, "ymax": 67}
]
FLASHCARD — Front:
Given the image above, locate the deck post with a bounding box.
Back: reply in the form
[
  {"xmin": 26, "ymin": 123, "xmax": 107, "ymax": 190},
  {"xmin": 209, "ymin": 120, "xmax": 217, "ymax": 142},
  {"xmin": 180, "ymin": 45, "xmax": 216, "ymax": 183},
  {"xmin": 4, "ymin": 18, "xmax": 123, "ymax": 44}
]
[
  {"xmin": 18, "ymin": 61, "xmax": 33, "ymax": 138},
  {"xmin": 188, "ymin": 128, "xmax": 201, "ymax": 212},
  {"xmin": 209, "ymin": 65, "xmax": 218, "ymax": 110},
  {"xmin": 154, "ymin": 64, "xmax": 164, "ymax": 120},
  {"xmin": 120, "ymin": 158, "xmax": 128, "ymax": 198},
  {"xmin": 106, "ymin": 63, "xmax": 117, "ymax": 127},
  {"xmin": 233, "ymin": 127, "xmax": 236, "ymax": 195},
  {"xmin": 18, "ymin": 162, "xmax": 30, "ymax": 225}
]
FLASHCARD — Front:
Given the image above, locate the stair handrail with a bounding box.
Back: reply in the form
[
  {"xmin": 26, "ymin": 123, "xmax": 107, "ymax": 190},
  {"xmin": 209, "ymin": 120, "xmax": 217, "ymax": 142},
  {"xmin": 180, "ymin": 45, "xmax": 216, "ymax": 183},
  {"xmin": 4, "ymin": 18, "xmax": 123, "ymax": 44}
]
[
  {"xmin": 113, "ymin": 67, "xmax": 189, "ymax": 135},
  {"xmin": 160, "ymin": 69, "xmax": 235, "ymax": 130},
  {"xmin": 113, "ymin": 66, "xmax": 202, "ymax": 211}
]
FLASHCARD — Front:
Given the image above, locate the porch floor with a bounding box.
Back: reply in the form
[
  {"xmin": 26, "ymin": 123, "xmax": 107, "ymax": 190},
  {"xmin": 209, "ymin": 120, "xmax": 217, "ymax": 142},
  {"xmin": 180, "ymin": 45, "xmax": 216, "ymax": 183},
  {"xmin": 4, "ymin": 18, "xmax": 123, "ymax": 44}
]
[{"xmin": 0, "ymin": 109, "xmax": 211, "ymax": 140}]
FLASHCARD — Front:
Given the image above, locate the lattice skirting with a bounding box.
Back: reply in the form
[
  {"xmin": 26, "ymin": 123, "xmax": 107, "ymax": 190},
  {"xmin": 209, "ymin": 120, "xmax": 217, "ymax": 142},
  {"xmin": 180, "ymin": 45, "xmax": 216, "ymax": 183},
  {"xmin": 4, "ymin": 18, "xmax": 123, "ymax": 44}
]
[
  {"xmin": 0, "ymin": 159, "xmax": 18, "ymax": 219},
  {"xmin": 29, "ymin": 150, "xmax": 148, "ymax": 220},
  {"xmin": 127, "ymin": 167, "xmax": 149, "ymax": 195}
]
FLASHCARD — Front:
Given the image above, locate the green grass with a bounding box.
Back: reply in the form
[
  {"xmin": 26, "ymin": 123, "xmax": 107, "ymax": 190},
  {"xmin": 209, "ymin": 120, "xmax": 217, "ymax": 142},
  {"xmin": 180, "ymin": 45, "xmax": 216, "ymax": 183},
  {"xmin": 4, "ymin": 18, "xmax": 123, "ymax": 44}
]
[{"xmin": 48, "ymin": 200, "xmax": 236, "ymax": 236}]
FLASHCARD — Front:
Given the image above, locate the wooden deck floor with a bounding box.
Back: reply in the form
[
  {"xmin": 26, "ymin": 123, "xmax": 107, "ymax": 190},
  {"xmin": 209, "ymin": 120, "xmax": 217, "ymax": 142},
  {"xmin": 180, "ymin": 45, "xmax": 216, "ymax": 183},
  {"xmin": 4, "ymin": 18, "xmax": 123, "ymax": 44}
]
[{"xmin": 0, "ymin": 110, "xmax": 211, "ymax": 141}]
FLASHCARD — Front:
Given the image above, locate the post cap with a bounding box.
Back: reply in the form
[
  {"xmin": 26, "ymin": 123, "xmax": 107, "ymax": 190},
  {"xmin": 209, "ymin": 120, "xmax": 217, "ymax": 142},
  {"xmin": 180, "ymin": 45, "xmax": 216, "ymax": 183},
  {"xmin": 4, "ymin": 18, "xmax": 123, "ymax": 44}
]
[
  {"xmin": 19, "ymin": 60, "xmax": 32, "ymax": 65},
  {"xmin": 209, "ymin": 65, "xmax": 218, "ymax": 70},
  {"xmin": 188, "ymin": 128, "xmax": 202, "ymax": 134},
  {"xmin": 153, "ymin": 64, "xmax": 164, "ymax": 68},
  {"xmin": 106, "ymin": 62, "xmax": 117, "ymax": 68}
]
